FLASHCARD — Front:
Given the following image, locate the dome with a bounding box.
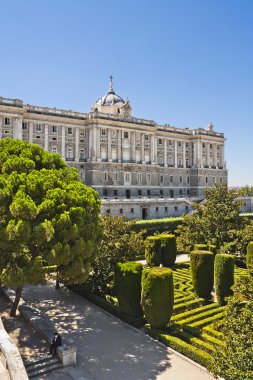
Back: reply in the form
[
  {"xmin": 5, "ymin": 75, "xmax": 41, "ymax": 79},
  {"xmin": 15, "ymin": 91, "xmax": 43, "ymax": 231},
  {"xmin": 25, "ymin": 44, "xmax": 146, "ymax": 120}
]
[{"xmin": 95, "ymin": 77, "xmax": 125, "ymax": 106}]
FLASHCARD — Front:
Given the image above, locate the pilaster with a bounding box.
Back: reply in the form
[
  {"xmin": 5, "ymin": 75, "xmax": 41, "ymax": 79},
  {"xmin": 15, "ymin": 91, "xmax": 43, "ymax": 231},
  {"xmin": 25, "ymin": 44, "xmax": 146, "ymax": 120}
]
[
  {"xmin": 141, "ymin": 133, "xmax": 145, "ymax": 163},
  {"xmin": 0, "ymin": 116, "xmax": 3, "ymax": 139},
  {"xmin": 108, "ymin": 128, "xmax": 112, "ymax": 162},
  {"xmin": 29, "ymin": 122, "xmax": 33, "ymax": 143},
  {"xmin": 44, "ymin": 124, "xmax": 48, "ymax": 151},
  {"xmin": 61, "ymin": 126, "xmax": 65, "ymax": 159},
  {"xmin": 75, "ymin": 127, "xmax": 79, "ymax": 161},
  {"xmin": 118, "ymin": 130, "xmax": 122, "ymax": 162},
  {"xmin": 13, "ymin": 117, "xmax": 22, "ymax": 140},
  {"xmin": 174, "ymin": 140, "xmax": 178, "ymax": 167},
  {"xmin": 164, "ymin": 139, "xmax": 167, "ymax": 166}
]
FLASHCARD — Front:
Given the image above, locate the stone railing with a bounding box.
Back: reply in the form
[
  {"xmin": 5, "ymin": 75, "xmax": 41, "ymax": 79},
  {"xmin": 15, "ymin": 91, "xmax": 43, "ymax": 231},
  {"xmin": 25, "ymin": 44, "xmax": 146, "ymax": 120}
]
[
  {"xmin": 0, "ymin": 97, "xmax": 23, "ymax": 108},
  {"xmin": 0, "ymin": 317, "xmax": 28, "ymax": 380}
]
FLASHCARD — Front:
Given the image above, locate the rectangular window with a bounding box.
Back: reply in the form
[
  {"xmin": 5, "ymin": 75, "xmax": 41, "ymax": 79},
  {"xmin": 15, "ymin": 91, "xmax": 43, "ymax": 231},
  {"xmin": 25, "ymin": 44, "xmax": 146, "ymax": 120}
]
[
  {"xmin": 206, "ymin": 177, "xmax": 208, "ymax": 183},
  {"xmin": 52, "ymin": 147, "xmax": 57, "ymax": 153},
  {"xmin": 67, "ymin": 148, "xmax": 73, "ymax": 159},
  {"xmin": 158, "ymin": 138, "xmax": 162, "ymax": 145},
  {"xmin": 52, "ymin": 125, "xmax": 57, "ymax": 133},
  {"xmin": 80, "ymin": 129, "xmax": 85, "ymax": 136},
  {"xmin": 180, "ymin": 176, "xmax": 183, "ymax": 183},
  {"xmin": 186, "ymin": 142, "xmax": 189, "ymax": 147},
  {"xmin": 124, "ymin": 131, "xmax": 129, "ymax": 139},
  {"xmin": 165, "ymin": 206, "xmax": 168, "ymax": 211},
  {"xmin": 114, "ymin": 190, "xmax": 118, "ymax": 196},
  {"xmin": 114, "ymin": 173, "xmax": 118, "ymax": 181},
  {"xmin": 138, "ymin": 189, "xmax": 142, "ymax": 196},
  {"xmin": 22, "ymin": 122, "xmax": 27, "ymax": 130},
  {"xmin": 80, "ymin": 150, "xmax": 85, "ymax": 159},
  {"xmin": 131, "ymin": 208, "xmax": 134, "ymax": 213},
  {"xmin": 213, "ymin": 177, "xmax": 216, "ymax": 183},
  {"xmin": 147, "ymin": 190, "xmax": 151, "ymax": 196},
  {"xmin": 103, "ymin": 172, "xmax": 108, "ymax": 181},
  {"xmin": 4, "ymin": 117, "xmax": 10, "ymax": 126},
  {"xmin": 146, "ymin": 173, "xmax": 151, "ymax": 183},
  {"xmin": 187, "ymin": 176, "xmax": 190, "ymax": 183},
  {"xmin": 156, "ymin": 207, "xmax": 159, "ymax": 212},
  {"xmin": 103, "ymin": 189, "xmax": 108, "ymax": 196},
  {"xmin": 125, "ymin": 173, "xmax": 130, "ymax": 182},
  {"xmin": 178, "ymin": 141, "xmax": 181, "ymax": 146},
  {"xmin": 160, "ymin": 175, "xmax": 164, "ymax": 183},
  {"xmin": 170, "ymin": 175, "xmax": 173, "ymax": 183},
  {"xmin": 137, "ymin": 173, "xmax": 142, "ymax": 183},
  {"xmin": 169, "ymin": 140, "xmax": 172, "ymax": 145},
  {"xmin": 101, "ymin": 129, "xmax": 106, "ymax": 136},
  {"xmin": 160, "ymin": 189, "xmax": 163, "ymax": 196},
  {"xmin": 36, "ymin": 124, "xmax": 42, "ymax": 132},
  {"xmin": 175, "ymin": 206, "xmax": 178, "ymax": 211},
  {"xmin": 220, "ymin": 177, "xmax": 222, "ymax": 183},
  {"xmin": 179, "ymin": 190, "xmax": 182, "ymax": 195},
  {"xmin": 210, "ymin": 144, "xmax": 213, "ymax": 149},
  {"xmin": 67, "ymin": 127, "xmax": 73, "ymax": 135},
  {"xmin": 145, "ymin": 134, "xmax": 149, "ymax": 141},
  {"xmin": 203, "ymin": 143, "xmax": 205, "ymax": 148},
  {"xmin": 119, "ymin": 209, "xmax": 123, "ymax": 214}
]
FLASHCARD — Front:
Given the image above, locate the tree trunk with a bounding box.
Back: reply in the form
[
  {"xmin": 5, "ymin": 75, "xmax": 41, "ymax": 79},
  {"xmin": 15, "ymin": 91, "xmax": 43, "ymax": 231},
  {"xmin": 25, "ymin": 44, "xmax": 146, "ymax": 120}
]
[{"xmin": 10, "ymin": 287, "xmax": 22, "ymax": 317}]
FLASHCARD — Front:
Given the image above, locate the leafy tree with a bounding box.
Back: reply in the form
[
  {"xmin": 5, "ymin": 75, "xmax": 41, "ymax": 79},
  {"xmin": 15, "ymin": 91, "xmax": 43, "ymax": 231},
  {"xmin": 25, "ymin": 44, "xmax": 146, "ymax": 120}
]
[
  {"xmin": 238, "ymin": 185, "xmax": 253, "ymax": 197},
  {"xmin": 177, "ymin": 184, "xmax": 244, "ymax": 255},
  {"xmin": 85, "ymin": 216, "xmax": 146, "ymax": 296},
  {"xmin": 0, "ymin": 139, "xmax": 101, "ymax": 316},
  {"xmin": 211, "ymin": 274, "xmax": 253, "ymax": 379}
]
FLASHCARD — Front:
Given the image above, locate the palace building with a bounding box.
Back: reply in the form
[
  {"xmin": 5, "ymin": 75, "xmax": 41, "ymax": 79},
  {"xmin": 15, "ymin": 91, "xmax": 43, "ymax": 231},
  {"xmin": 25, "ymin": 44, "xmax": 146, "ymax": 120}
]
[{"xmin": 0, "ymin": 78, "xmax": 227, "ymax": 219}]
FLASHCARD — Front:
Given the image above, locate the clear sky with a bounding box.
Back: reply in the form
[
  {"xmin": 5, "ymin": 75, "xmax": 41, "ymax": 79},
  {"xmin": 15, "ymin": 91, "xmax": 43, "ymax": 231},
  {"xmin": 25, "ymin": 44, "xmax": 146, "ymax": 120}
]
[{"xmin": 1, "ymin": 0, "xmax": 252, "ymax": 186}]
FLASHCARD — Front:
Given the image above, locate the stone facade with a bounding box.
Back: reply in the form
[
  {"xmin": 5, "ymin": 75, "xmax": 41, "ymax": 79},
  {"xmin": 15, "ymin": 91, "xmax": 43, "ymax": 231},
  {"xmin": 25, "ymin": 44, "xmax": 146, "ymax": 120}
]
[{"xmin": 0, "ymin": 80, "xmax": 227, "ymax": 219}]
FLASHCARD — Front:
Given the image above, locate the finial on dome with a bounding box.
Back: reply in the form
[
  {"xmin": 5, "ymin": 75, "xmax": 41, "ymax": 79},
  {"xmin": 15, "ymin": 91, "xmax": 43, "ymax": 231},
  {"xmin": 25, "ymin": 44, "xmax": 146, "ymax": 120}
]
[{"xmin": 109, "ymin": 74, "xmax": 114, "ymax": 93}]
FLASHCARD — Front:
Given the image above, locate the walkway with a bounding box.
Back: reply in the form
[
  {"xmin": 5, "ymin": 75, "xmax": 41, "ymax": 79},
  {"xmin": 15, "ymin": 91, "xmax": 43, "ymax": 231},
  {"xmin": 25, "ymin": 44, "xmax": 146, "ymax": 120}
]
[{"xmin": 21, "ymin": 278, "xmax": 214, "ymax": 380}]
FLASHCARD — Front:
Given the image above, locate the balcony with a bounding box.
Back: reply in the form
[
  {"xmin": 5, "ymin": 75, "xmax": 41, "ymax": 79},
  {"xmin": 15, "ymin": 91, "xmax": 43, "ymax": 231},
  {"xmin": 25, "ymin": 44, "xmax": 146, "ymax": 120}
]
[{"xmin": 79, "ymin": 158, "xmax": 86, "ymax": 162}]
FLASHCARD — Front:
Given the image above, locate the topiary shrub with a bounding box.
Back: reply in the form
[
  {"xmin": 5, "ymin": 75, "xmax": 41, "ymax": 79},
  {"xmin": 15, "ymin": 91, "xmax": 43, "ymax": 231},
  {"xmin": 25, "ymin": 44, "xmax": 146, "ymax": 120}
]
[
  {"xmin": 246, "ymin": 241, "xmax": 253, "ymax": 272},
  {"xmin": 190, "ymin": 250, "xmax": 214, "ymax": 299},
  {"xmin": 141, "ymin": 267, "xmax": 174, "ymax": 328},
  {"xmin": 115, "ymin": 261, "xmax": 143, "ymax": 317},
  {"xmin": 145, "ymin": 236, "xmax": 161, "ymax": 267},
  {"xmin": 214, "ymin": 254, "xmax": 234, "ymax": 306},
  {"xmin": 194, "ymin": 244, "xmax": 209, "ymax": 251},
  {"xmin": 193, "ymin": 244, "xmax": 217, "ymax": 255},
  {"xmin": 160, "ymin": 234, "xmax": 177, "ymax": 268}
]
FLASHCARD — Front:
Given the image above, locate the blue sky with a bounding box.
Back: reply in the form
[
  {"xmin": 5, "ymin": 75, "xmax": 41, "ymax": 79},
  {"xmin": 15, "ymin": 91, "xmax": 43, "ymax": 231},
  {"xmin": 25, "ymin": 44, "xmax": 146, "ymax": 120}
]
[{"xmin": 1, "ymin": 0, "xmax": 252, "ymax": 186}]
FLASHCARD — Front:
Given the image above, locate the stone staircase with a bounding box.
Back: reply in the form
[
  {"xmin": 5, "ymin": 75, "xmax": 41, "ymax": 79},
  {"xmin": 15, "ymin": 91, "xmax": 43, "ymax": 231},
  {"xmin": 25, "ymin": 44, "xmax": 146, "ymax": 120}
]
[{"xmin": 24, "ymin": 355, "xmax": 63, "ymax": 379}]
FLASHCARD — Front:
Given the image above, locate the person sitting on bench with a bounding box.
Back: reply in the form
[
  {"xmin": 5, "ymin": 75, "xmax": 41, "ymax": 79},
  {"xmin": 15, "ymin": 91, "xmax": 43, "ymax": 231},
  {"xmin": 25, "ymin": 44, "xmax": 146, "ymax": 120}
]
[{"xmin": 50, "ymin": 332, "xmax": 62, "ymax": 356}]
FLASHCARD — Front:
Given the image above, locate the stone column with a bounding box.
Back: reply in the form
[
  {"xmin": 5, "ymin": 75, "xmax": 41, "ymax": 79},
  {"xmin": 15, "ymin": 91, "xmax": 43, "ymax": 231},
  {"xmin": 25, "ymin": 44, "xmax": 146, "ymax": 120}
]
[
  {"xmin": 220, "ymin": 145, "xmax": 224, "ymax": 167},
  {"xmin": 108, "ymin": 128, "xmax": 112, "ymax": 162},
  {"xmin": 75, "ymin": 127, "xmax": 79, "ymax": 161},
  {"xmin": 174, "ymin": 140, "xmax": 178, "ymax": 167},
  {"xmin": 44, "ymin": 124, "xmax": 48, "ymax": 151},
  {"xmin": 154, "ymin": 137, "xmax": 157, "ymax": 164},
  {"xmin": 29, "ymin": 122, "xmax": 33, "ymax": 144},
  {"xmin": 13, "ymin": 117, "xmax": 22, "ymax": 140},
  {"xmin": 214, "ymin": 144, "xmax": 218, "ymax": 168},
  {"xmin": 141, "ymin": 134, "xmax": 145, "ymax": 163},
  {"xmin": 0, "ymin": 116, "xmax": 3, "ymax": 139},
  {"xmin": 207, "ymin": 143, "xmax": 210, "ymax": 167},
  {"xmin": 197, "ymin": 139, "xmax": 202, "ymax": 168},
  {"xmin": 151, "ymin": 135, "xmax": 155, "ymax": 164},
  {"xmin": 131, "ymin": 132, "xmax": 136, "ymax": 162},
  {"xmin": 164, "ymin": 139, "xmax": 167, "ymax": 166},
  {"xmin": 182, "ymin": 141, "xmax": 186, "ymax": 168},
  {"xmin": 96, "ymin": 128, "xmax": 101, "ymax": 161},
  {"xmin": 118, "ymin": 130, "xmax": 122, "ymax": 162},
  {"xmin": 61, "ymin": 126, "xmax": 65, "ymax": 159}
]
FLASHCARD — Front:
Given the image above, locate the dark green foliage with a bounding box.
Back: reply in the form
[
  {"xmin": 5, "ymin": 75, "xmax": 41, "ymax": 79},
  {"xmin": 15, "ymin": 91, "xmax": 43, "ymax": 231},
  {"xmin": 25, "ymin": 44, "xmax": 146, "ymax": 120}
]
[
  {"xmin": 190, "ymin": 251, "xmax": 214, "ymax": 299},
  {"xmin": 85, "ymin": 216, "xmax": 146, "ymax": 296},
  {"xmin": 141, "ymin": 267, "xmax": 174, "ymax": 328},
  {"xmin": 115, "ymin": 262, "xmax": 143, "ymax": 317},
  {"xmin": 246, "ymin": 241, "xmax": 253, "ymax": 271},
  {"xmin": 177, "ymin": 184, "xmax": 244, "ymax": 255},
  {"xmin": 145, "ymin": 236, "xmax": 161, "ymax": 266},
  {"xmin": 211, "ymin": 274, "xmax": 253, "ymax": 380},
  {"xmin": 160, "ymin": 234, "xmax": 177, "ymax": 267},
  {"xmin": 0, "ymin": 139, "xmax": 101, "ymax": 315},
  {"xmin": 133, "ymin": 217, "xmax": 183, "ymax": 236},
  {"xmin": 214, "ymin": 254, "xmax": 234, "ymax": 306}
]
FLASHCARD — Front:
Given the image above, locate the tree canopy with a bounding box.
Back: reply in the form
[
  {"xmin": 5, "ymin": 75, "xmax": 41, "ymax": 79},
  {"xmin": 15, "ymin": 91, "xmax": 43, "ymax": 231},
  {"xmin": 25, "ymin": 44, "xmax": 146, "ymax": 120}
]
[
  {"xmin": 177, "ymin": 184, "xmax": 244, "ymax": 255},
  {"xmin": 0, "ymin": 138, "xmax": 101, "ymax": 315},
  {"xmin": 211, "ymin": 274, "xmax": 253, "ymax": 380}
]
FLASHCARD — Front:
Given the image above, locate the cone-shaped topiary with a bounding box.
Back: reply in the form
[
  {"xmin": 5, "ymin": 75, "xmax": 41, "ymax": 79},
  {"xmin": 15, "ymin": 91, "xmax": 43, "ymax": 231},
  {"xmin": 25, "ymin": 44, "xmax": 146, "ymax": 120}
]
[
  {"xmin": 214, "ymin": 254, "xmax": 234, "ymax": 306},
  {"xmin": 160, "ymin": 234, "xmax": 177, "ymax": 268},
  {"xmin": 190, "ymin": 250, "xmax": 214, "ymax": 299},
  {"xmin": 145, "ymin": 236, "xmax": 161, "ymax": 267},
  {"xmin": 246, "ymin": 241, "xmax": 253, "ymax": 272},
  {"xmin": 115, "ymin": 261, "xmax": 143, "ymax": 317},
  {"xmin": 141, "ymin": 267, "xmax": 174, "ymax": 328}
]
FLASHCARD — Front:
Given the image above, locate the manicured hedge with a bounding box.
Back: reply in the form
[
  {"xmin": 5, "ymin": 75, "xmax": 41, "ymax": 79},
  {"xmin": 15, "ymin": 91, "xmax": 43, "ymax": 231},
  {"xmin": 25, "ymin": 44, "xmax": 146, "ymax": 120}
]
[
  {"xmin": 246, "ymin": 241, "xmax": 253, "ymax": 271},
  {"xmin": 133, "ymin": 217, "xmax": 184, "ymax": 235},
  {"xmin": 115, "ymin": 261, "xmax": 143, "ymax": 317},
  {"xmin": 214, "ymin": 254, "xmax": 234, "ymax": 305},
  {"xmin": 160, "ymin": 234, "xmax": 177, "ymax": 268},
  {"xmin": 190, "ymin": 250, "xmax": 214, "ymax": 299},
  {"xmin": 141, "ymin": 267, "xmax": 174, "ymax": 329},
  {"xmin": 145, "ymin": 236, "xmax": 161, "ymax": 266},
  {"xmin": 144, "ymin": 325, "xmax": 211, "ymax": 369},
  {"xmin": 193, "ymin": 244, "xmax": 217, "ymax": 255}
]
